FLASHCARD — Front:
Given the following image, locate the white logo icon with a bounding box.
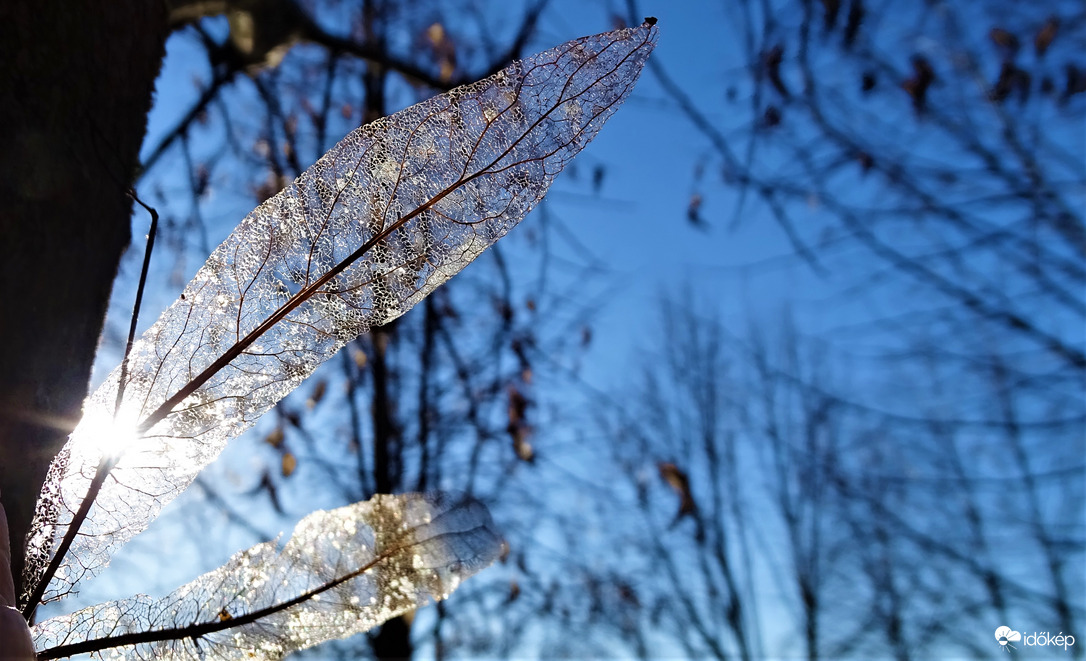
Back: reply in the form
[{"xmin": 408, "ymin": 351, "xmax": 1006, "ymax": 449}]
[{"xmin": 996, "ymin": 626, "xmax": 1022, "ymax": 652}]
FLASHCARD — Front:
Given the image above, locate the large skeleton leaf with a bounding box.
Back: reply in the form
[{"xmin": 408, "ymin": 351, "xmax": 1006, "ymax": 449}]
[{"xmin": 3, "ymin": 20, "xmax": 657, "ymax": 660}]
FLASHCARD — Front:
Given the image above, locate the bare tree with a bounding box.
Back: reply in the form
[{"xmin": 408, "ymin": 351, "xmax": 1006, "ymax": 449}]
[
  {"xmin": 612, "ymin": 0, "xmax": 1083, "ymax": 655},
  {"xmin": 590, "ymin": 289, "xmax": 1081, "ymax": 658}
]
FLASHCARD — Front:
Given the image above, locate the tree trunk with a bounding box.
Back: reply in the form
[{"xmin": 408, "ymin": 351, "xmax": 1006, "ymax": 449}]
[{"xmin": 0, "ymin": 0, "xmax": 167, "ymax": 599}]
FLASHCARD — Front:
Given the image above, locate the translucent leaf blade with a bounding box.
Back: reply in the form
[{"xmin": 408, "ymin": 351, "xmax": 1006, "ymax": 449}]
[
  {"xmin": 32, "ymin": 492, "xmax": 501, "ymax": 660},
  {"xmin": 21, "ymin": 21, "xmax": 656, "ymax": 607}
]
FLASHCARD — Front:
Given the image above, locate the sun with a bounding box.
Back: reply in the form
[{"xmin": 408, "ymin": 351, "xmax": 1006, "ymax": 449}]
[{"xmin": 76, "ymin": 406, "xmax": 144, "ymax": 465}]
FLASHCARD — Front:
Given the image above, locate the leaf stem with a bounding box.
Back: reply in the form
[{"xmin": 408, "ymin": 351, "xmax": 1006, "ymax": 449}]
[{"xmin": 35, "ymin": 548, "xmax": 392, "ymax": 658}]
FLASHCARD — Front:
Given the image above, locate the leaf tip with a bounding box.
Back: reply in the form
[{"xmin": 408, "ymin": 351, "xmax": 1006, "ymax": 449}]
[{"xmin": 644, "ymin": 16, "xmax": 658, "ymax": 27}]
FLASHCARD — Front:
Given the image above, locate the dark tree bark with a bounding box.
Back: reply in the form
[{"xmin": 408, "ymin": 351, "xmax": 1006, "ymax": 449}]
[
  {"xmin": 0, "ymin": 0, "xmax": 167, "ymax": 597},
  {"xmin": 370, "ymin": 613, "xmax": 413, "ymax": 661}
]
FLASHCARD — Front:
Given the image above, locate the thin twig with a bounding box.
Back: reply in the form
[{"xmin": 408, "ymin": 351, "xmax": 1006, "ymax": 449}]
[{"xmin": 115, "ymin": 191, "xmax": 160, "ymax": 416}]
